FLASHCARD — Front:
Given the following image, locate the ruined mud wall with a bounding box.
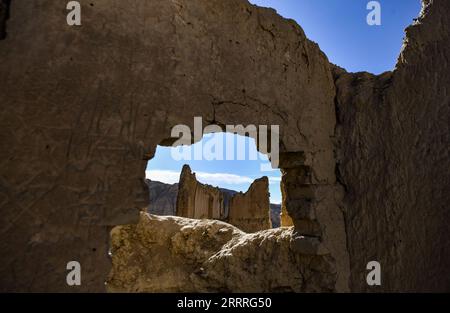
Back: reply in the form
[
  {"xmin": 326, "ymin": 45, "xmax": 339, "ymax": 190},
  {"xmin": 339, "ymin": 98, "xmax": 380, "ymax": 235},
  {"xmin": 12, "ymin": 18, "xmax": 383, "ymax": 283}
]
[
  {"xmin": 176, "ymin": 165, "xmax": 271, "ymax": 232},
  {"xmin": 0, "ymin": 0, "xmax": 447, "ymax": 292},
  {"xmin": 227, "ymin": 176, "xmax": 272, "ymax": 232},
  {"xmin": 1, "ymin": 0, "xmax": 341, "ymax": 291},
  {"xmin": 335, "ymin": 0, "xmax": 450, "ymax": 292},
  {"xmin": 176, "ymin": 165, "xmax": 225, "ymax": 220},
  {"xmin": 146, "ymin": 178, "xmax": 283, "ymax": 227}
]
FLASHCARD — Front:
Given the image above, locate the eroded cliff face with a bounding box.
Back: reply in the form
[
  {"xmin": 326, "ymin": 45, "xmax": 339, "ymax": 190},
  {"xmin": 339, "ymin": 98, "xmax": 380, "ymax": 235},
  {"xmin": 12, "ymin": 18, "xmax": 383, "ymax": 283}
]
[
  {"xmin": 0, "ymin": 0, "xmax": 448, "ymax": 292},
  {"xmin": 107, "ymin": 212, "xmax": 336, "ymax": 292}
]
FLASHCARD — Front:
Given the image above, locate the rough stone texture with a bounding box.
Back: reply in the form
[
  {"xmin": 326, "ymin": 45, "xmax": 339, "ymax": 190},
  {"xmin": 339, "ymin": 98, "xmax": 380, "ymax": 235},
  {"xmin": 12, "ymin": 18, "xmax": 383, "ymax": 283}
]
[
  {"xmin": 146, "ymin": 179, "xmax": 179, "ymax": 216},
  {"xmin": 176, "ymin": 165, "xmax": 271, "ymax": 232},
  {"xmin": 227, "ymin": 176, "xmax": 272, "ymax": 232},
  {"xmin": 107, "ymin": 212, "xmax": 336, "ymax": 292},
  {"xmin": 0, "ymin": 0, "xmax": 448, "ymax": 292},
  {"xmin": 334, "ymin": 0, "xmax": 450, "ymax": 292}
]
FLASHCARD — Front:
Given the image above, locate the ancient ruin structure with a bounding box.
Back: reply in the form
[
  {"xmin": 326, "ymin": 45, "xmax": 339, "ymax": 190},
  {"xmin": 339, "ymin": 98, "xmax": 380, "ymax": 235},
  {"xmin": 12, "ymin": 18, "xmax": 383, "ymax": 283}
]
[
  {"xmin": 176, "ymin": 165, "xmax": 271, "ymax": 232},
  {"xmin": 176, "ymin": 165, "xmax": 227, "ymax": 220},
  {"xmin": 227, "ymin": 176, "xmax": 272, "ymax": 232},
  {"xmin": 0, "ymin": 0, "xmax": 449, "ymax": 292},
  {"xmin": 145, "ymin": 177, "xmax": 282, "ymax": 227}
]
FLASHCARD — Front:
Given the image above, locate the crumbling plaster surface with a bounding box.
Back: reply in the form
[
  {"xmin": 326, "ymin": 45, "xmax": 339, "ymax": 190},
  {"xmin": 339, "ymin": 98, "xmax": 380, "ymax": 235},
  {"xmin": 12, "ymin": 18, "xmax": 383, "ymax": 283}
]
[{"xmin": 0, "ymin": 0, "xmax": 448, "ymax": 292}]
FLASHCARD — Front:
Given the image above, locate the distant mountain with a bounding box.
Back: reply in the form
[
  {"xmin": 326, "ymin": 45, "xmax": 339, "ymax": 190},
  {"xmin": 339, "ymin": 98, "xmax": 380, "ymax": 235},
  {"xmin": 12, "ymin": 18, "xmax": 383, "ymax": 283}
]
[
  {"xmin": 145, "ymin": 179, "xmax": 178, "ymax": 216},
  {"xmin": 269, "ymin": 204, "xmax": 281, "ymax": 228},
  {"xmin": 145, "ymin": 180, "xmax": 281, "ymax": 228}
]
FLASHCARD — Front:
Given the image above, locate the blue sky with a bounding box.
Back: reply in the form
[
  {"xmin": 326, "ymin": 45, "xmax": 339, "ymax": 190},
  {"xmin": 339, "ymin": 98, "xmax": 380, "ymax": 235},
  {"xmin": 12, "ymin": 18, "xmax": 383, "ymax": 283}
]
[
  {"xmin": 250, "ymin": 0, "xmax": 421, "ymax": 74},
  {"xmin": 147, "ymin": 133, "xmax": 283, "ymax": 203},
  {"xmin": 147, "ymin": 0, "xmax": 421, "ymax": 204}
]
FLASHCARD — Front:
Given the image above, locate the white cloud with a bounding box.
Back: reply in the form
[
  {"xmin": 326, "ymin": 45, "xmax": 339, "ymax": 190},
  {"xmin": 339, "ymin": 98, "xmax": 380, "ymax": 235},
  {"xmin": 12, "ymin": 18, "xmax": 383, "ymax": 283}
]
[
  {"xmin": 145, "ymin": 170, "xmax": 181, "ymax": 184},
  {"xmin": 146, "ymin": 169, "xmax": 253, "ymax": 186},
  {"xmin": 146, "ymin": 169, "xmax": 281, "ymax": 187},
  {"xmin": 195, "ymin": 172, "xmax": 254, "ymax": 185}
]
